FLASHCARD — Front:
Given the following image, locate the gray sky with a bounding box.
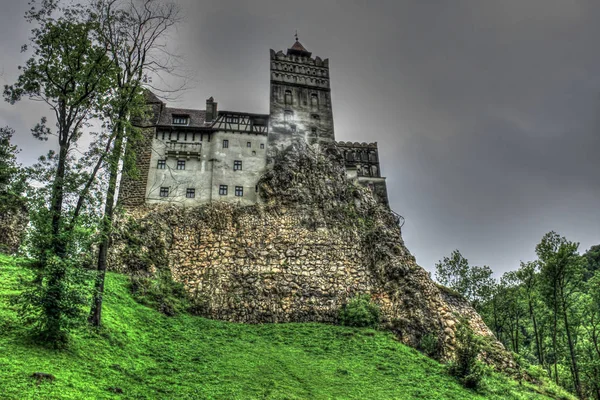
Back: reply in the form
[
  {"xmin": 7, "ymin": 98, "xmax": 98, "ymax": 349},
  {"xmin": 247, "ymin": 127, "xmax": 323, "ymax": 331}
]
[{"xmin": 1, "ymin": 0, "xmax": 599, "ymax": 277}]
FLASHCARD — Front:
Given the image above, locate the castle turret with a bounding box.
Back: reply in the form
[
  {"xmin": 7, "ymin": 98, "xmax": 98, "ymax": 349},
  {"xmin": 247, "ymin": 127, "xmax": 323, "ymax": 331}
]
[{"xmin": 268, "ymin": 37, "xmax": 334, "ymax": 163}]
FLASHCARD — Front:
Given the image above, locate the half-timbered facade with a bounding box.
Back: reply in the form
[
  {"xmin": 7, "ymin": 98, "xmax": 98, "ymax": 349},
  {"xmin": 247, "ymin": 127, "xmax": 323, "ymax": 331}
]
[{"xmin": 119, "ymin": 39, "xmax": 389, "ymax": 207}]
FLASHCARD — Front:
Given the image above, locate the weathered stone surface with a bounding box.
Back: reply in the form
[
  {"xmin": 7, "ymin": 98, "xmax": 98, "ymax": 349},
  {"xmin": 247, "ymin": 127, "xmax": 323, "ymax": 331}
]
[
  {"xmin": 0, "ymin": 202, "xmax": 27, "ymax": 254},
  {"xmin": 111, "ymin": 138, "xmax": 514, "ymax": 369}
]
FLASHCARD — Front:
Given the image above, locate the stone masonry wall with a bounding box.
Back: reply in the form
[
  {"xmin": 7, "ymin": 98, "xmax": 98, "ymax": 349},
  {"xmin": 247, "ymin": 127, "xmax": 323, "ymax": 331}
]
[
  {"xmin": 0, "ymin": 202, "xmax": 28, "ymax": 254},
  {"xmin": 112, "ymin": 139, "xmax": 514, "ymax": 369}
]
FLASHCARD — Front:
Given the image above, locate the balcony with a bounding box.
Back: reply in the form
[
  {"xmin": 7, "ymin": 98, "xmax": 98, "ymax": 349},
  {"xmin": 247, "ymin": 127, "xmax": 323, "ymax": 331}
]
[{"xmin": 166, "ymin": 141, "xmax": 202, "ymax": 159}]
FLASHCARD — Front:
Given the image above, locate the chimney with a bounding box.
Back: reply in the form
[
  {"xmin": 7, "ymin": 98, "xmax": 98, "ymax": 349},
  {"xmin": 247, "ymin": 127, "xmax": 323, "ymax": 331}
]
[{"xmin": 206, "ymin": 97, "xmax": 217, "ymax": 123}]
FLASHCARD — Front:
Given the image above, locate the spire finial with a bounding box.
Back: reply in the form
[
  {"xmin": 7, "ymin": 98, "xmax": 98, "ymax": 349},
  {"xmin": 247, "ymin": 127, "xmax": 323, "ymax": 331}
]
[{"xmin": 295, "ymin": 30, "xmax": 298, "ymax": 42}]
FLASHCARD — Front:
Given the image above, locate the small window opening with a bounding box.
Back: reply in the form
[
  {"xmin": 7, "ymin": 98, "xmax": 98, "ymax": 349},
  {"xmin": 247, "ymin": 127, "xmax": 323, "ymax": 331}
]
[{"xmin": 159, "ymin": 187, "xmax": 169, "ymax": 197}]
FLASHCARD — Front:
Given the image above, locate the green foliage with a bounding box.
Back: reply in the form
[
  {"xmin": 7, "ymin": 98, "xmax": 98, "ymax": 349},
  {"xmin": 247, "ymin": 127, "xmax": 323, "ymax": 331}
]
[
  {"xmin": 435, "ymin": 249, "xmax": 495, "ymax": 310},
  {"xmin": 583, "ymin": 245, "xmax": 600, "ymax": 280},
  {"xmin": 448, "ymin": 319, "xmax": 486, "ymax": 389},
  {"xmin": 14, "ymin": 204, "xmax": 95, "ymax": 344},
  {"xmin": 339, "ymin": 294, "xmax": 381, "ymax": 328},
  {"xmin": 478, "ymin": 232, "xmax": 600, "ymax": 399},
  {"xmin": 130, "ymin": 270, "xmax": 189, "ymax": 317},
  {"xmin": 419, "ymin": 332, "xmax": 443, "ymax": 359},
  {"xmin": 0, "ymin": 255, "xmax": 575, "ymax": 399},
  {"xmin": 0, "ymin": 126, "xmax": 25, "ymax": 198},
  {"xmin": 13, "ymin": 254, "xmax": 92, "ymax": 345}
]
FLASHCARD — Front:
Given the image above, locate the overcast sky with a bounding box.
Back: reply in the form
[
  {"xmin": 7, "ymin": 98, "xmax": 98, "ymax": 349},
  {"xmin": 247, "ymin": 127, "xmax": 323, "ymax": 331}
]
[{"xmin": 1, "ymin": 0, "xmax": 599, "ymax": 277}]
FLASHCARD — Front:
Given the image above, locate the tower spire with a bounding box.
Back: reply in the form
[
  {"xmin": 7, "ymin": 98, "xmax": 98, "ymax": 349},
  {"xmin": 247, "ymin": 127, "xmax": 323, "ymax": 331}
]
[{"xmin": 295, "ymin": 30, "xmax": 298, "ymax": 42}]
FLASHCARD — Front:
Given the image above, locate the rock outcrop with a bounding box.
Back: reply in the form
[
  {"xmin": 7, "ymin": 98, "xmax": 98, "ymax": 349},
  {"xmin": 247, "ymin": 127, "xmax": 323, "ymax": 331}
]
[
  {"xmin": 112, "ymin": 140, "xmax": 514, "ymax": 369},
  {"xmin": 0, "ymin": 200, "xmax": 27, "ymax": 254}
]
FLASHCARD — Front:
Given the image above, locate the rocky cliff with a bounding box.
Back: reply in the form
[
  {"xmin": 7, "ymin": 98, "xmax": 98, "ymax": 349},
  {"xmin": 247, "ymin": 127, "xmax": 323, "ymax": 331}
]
[{"xmin": 113, "ymin": 140, "xmax": 513, "ymax": 368}]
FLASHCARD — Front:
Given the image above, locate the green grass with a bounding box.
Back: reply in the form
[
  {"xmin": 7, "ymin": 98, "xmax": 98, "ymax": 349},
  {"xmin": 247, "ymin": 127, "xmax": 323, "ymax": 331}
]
[{"xmin": 0, "ymin": 254, "xmax": 575, "ymax": 399}]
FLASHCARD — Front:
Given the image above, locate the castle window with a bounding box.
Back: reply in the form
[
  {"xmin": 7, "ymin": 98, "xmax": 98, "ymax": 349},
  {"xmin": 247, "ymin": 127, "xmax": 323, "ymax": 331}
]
[
  {"xmin": 260, "ymin": 143, "xmax": 265, "ymax": 149},
  {"xmin": 219, "ymin": 185, "xmax": 228, "ymax": 196},
  {"xmin": 186, "ymin": 188, "xmax": 195, "ymax": 198},
  {"xmin": 159, "ymin": 187, "xmax": 169, "ymax": 197},
  {"xmin": 284, "ymin": 90, "xmax": 292, "ymax": 107},
  {"xmin": 290, "ymin": 124, "xmax": 297, "ymax": 133},
  {"xmin": 284, "ymin": 110, "xmax": 293, "ymax": 122},
  {"xmin": 247, "ymin": 142, "xmax": 251, "ymax": 148},
  {"xmin": 235, "ymin": 186, "xmax": 243, "ymax": 197},
  {"xmin": 311, "ymin": 114, "xmax": 320, "ymax": 121},
  {"xmin": 311, "ymin": 93, "xmax": 319, "ymax": 111},
  {"xmin": 311, "ymin": 127, "xmax": 317, "ymax": 135},
  {"xmin": 173, "ymin": 115, "xmax": 188, "ymax": 125},
  {"xmin": 233, "ymin": 160, "xmax": 242, "ymax": 171},
  {"xmin": 252, "ymin": 151, "xmax": 256, "ymax": 156},
  {"xmin": 223, "ymin": 139, "xmax": 229, "ymax": 148},
  {"xmin": 177, "ymin": 160, "xmax": 185, "ymax": 170},
  {"xmin": 157, "ymin": 160, "xmax": 166, "ymax": 169}
]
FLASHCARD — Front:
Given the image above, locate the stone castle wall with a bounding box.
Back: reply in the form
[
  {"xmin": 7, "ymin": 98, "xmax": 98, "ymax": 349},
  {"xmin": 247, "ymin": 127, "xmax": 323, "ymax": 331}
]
[
  {"xmin": 112, "ymin": 140, "xmax": 514, "ymax": 369},
  {"xmin": 0, "ymin": 202, "xmax": 28, "ymax": 254}
]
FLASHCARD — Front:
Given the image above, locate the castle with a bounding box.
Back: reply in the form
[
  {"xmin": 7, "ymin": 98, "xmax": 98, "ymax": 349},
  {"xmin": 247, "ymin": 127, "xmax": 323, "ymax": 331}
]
[
  {"xmin": 112, "ymin": 40, "xmax": 514, "ymax": 369},
  {"xmin": 119, "ymin": 39, "xmax": 389, "ymax": 207}
]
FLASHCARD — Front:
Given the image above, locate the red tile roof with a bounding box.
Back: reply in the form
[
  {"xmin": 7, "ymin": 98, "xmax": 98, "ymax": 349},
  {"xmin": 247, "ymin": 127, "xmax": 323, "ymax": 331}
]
[{"xmin": 290, "ymin": 40, "xmax": 308, "ymax": 52}]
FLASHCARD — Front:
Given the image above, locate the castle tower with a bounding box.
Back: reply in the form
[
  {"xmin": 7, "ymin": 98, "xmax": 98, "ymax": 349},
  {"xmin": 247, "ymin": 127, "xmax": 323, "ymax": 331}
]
[{"xmin": 268, "ymin": 38, "xmax": 334, "ymax": 163}]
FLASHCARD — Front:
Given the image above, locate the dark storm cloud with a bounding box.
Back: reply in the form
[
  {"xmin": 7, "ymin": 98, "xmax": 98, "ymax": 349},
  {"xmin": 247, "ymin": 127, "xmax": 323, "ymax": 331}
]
[{"xmin": 0, "ymin": 0, "xmax": 598, "ymax": 276}]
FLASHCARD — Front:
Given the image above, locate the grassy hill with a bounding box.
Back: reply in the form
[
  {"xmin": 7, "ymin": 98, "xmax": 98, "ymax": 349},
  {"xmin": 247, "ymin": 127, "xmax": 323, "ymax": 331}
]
[{"xmin": 0, "ymin": 254, "xmax": 574, "ymax": 399}]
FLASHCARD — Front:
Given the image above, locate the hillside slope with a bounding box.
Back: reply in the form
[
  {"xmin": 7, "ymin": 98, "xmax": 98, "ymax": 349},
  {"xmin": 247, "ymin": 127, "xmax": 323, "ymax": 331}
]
[{"xmin": 0, "ymin": 255, "xmax": 573, "ymax": 399}]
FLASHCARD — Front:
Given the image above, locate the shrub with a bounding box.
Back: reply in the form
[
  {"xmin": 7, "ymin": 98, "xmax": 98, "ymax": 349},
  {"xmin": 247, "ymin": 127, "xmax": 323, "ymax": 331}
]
[
  {"xmin": 419, "ymin": 332, "xmax": 443, "ymax": 359},
  {"xmin": 448, "ymin": 319, "xmax": 485, "ymax": 389},
  {"xmin": 338, "ymin": 294, "xmax": 381, "ymax": 328},
  {"xmin": 14, "ymin": 254, "xmax": 93, "ymax": 345},
  {"xmin": 130, "ymin": 269, "xmax": 189, "ymax": 316}
]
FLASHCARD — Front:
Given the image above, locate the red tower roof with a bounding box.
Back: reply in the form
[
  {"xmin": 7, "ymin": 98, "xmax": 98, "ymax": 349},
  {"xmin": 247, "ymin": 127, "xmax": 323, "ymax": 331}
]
[{"xmin": 287, "ymin": 40, "xmax": 312, "ymax": 57}]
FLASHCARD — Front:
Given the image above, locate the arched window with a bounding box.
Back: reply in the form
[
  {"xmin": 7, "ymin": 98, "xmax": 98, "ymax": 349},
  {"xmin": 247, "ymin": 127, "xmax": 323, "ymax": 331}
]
[{"xmin": 284, "ymin": 90, "xmax": 292, "ymax": 107}]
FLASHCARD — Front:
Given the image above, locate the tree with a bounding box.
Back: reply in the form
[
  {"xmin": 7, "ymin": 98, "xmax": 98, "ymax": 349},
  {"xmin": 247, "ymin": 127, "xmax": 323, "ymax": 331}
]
[
  {"xmin": 87, "ymin": 0, "xmax": 181, "ymax": 327},
  {"xmin": 435, "ymin": 249, "xmax": 495, "ymax": 310},
  {"xmin": 536, "ymin": 231, "xmax": 584, "ymax": 397},
  {"xmin": 0, "ymin": 126, "xmax": 21, "ymax": 194},
  {"xmin": 515, "ymin": 261, "xmax": 545, "ymax": 367},
  {"xmin": 583, "ymin": 245, "xmax": 600, "ymax": 281},
  {"xmin": 0, "ymin": 126, "xmax": 28, "ymax": 254},
  {"xmin": 3, "ymin": 0, "xmax": 115, "ymax": 342}
]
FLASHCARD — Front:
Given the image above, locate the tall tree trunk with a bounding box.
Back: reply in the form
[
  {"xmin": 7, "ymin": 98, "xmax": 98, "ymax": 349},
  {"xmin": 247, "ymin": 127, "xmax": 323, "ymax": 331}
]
[
  {"xmin": 529, "ymin": 298, "xmax": 544, "ymax": 366},
  {"xmin": 560, "ymin": 288, "xmax": 582, "ymax": 398},
  {"xmin": 552, "ymin": 287, "xmax": 559, "ymax": 385},
  {"xmin": 88, "ymin": 121, "xmax": 124, "ymax": 327}
]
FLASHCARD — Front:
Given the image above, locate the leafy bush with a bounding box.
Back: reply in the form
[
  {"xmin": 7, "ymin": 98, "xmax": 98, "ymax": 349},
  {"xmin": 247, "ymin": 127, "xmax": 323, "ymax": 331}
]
[
  {"xmin": 130, "ymin": 270, "xmax": 189, "ymax": 316},
  {"xmin": 14, "ymin": 254, "xmax": 93, "ymax": 345},
  {"xmin": 448, "ymin": 319, "xmax": 485, "ymax": 389},
  {"xmin": 418, "ymin": 332, "xmax": 443, "ymax": 359},
  {"xmin": 338, "ymin": 294, "xmax": 381, "ymax": 328}
]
